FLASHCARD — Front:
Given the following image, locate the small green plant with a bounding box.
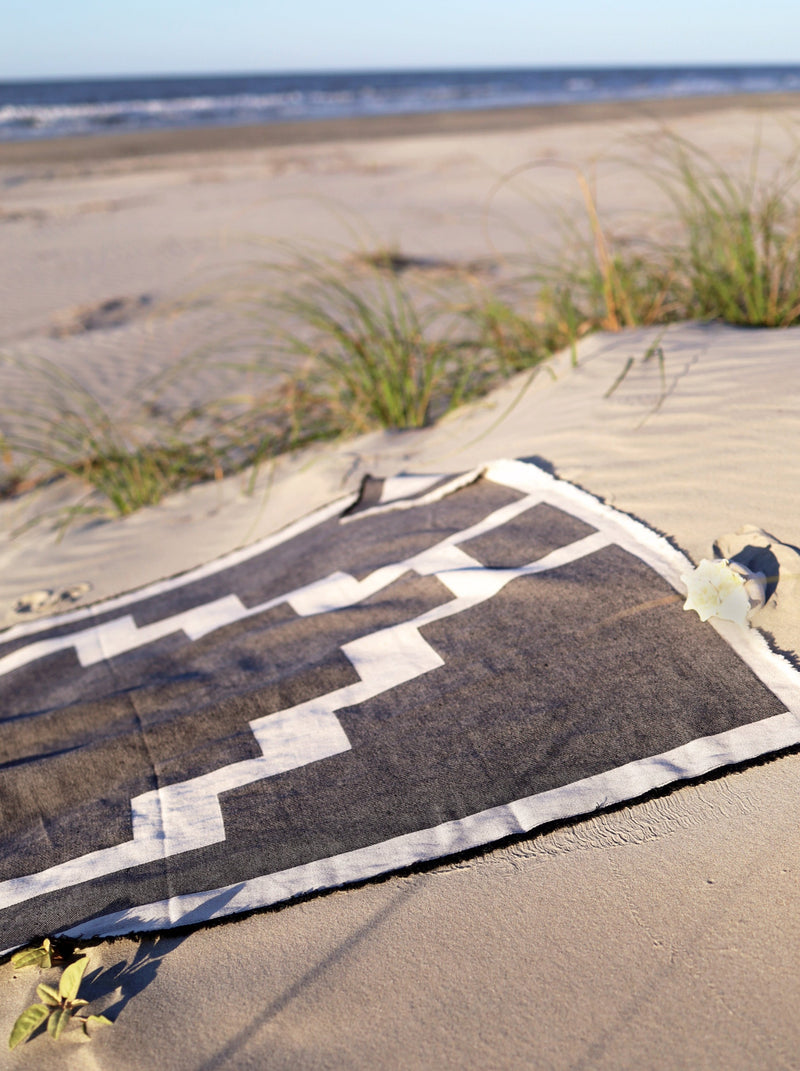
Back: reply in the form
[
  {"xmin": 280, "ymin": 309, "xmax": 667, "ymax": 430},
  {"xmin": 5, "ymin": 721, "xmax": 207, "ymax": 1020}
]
[
  {"xmin": 485, "ymin": 157, "xmax": 685, "ymax": 342},
  {"xmin": 490, "ymin": 132, "xmax": 800, "ymax": 347},
  {"xmin": 0, "ymin": 355, "xmax": 217, "ymax": 516},
  {"xmin": 0, "ymin": 351, "xmax": 335, "ymax": 523},
  {"xmin": 9, "ymin": 951, "xmax": 111, "ymax": 1049},
  {"xmin": 532, "ymin": 167, "xmax": 683, "ymax": 338},
  {"xmin": 652, "ymin": 132, "xmax": 800, "ymax": 326},
  {"xmin": 465, "ymin": 293, "xmax": 562, "ymax": 375},
  {"xmin": 9, "ymin": 938, "xmax": 65, "ymax": 971},
  {"xmin": 267, "ymin": 250, "xmax": 484, "ymax": 432}
]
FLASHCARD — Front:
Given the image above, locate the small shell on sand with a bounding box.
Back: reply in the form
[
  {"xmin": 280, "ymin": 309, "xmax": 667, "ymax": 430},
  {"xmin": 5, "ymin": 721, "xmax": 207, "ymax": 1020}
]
[{"xmin": 11, "ymin": 582, "xmax": 92, "ymax": 617}]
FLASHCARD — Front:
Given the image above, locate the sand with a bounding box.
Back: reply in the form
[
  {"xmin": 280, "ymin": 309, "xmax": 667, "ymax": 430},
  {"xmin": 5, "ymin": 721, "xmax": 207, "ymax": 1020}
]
[{"xmin": 1, "ymin": 99, "xmax": 800, "ymax": 1069}]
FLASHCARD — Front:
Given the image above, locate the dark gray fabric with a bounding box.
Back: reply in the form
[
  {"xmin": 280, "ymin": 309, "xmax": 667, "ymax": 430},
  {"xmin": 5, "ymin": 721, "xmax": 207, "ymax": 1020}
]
[{"xmin": 461, "ymin": 501, "xmax": 596, "ymax": 567}]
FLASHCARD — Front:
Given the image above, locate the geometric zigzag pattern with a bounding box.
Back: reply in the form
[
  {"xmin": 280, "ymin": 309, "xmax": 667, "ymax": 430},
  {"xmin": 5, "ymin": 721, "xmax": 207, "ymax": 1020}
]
[{"xmin": 1, "ymin": 459, "xmax": 799, "ymax": 950}]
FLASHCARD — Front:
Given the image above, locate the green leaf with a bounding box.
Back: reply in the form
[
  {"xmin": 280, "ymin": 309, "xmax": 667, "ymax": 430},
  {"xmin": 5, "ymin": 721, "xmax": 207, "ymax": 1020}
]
[
  {"xmin": 47, "ymin": 1007, "xmax": 70, "ymax": 1041},
  {"xmin": 69, "ymin": 999, "xmax": 89, "ymax": 1009},
  {"xmin": 35, "ymin": 983, "xmax": 60, "ymax": 1006},
  {"xmin": 83, "ymin": 1014, "xmax": 112, "ymax": 1034},
  {"xmin": 10, "ymin": 947, "xmax": 47, "ymax": 970},
  {"xmin": 40, "ymin": 938, "xmax": 54, "ymax": 969},
  {"xmin": 8, "ymin": 1003, "xmax": 50, "ymax": 1050},
  {"xmin": 58, "ymin": 957, "xmax": 87, "ymax": 1002}
]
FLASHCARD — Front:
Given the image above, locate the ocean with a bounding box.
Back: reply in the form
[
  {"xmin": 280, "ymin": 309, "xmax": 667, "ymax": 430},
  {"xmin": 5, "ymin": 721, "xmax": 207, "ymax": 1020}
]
[{"xmin": 2, "ymin": 65, "xmax": 800, "ymax": 142}]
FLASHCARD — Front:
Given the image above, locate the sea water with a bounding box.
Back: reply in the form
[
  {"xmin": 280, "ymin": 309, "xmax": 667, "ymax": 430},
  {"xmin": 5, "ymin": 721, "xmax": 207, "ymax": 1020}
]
[{"xmin": 2, "ymin": 65, "xmax": 800, "ymax": 142}]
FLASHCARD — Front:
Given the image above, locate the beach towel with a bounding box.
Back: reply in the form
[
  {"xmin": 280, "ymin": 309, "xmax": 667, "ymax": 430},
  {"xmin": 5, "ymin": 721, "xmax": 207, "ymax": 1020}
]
[{"xmin": 1, "ymin": 458, "xmax": 799, "ymax": 952}]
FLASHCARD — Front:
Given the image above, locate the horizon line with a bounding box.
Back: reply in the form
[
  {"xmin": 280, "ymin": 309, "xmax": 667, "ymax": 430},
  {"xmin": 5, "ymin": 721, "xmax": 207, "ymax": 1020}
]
[{"xmin": 4, "ymin": 59, "xmax": 800, "ymax": 85}]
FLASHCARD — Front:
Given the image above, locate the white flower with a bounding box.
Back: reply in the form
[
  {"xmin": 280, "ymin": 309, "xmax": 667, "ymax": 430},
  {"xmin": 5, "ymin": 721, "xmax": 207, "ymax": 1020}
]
[{"xmin": 681, "ymin": 558, "xmax": 766, "ymax": 626}]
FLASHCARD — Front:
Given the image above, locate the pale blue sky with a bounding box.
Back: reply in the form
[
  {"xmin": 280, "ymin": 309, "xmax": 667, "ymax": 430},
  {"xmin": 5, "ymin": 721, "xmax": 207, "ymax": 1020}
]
[{"xmin": 3, "ymin": 0, "xmax": 799, "ymax": 81}]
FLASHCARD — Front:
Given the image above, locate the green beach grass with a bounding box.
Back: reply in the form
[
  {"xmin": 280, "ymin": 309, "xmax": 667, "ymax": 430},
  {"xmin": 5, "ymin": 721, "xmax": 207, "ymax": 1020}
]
[
  {"xmin": 0, "ymin": 353, "xmax": 336, "ymax": 525},
  {"xmin": 3, "ymin": 131, "xmax": 800, "ymax": 523}
]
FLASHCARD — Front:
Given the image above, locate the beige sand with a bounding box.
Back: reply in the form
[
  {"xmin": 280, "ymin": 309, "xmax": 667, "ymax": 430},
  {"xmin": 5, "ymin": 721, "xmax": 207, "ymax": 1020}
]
[{"xmin": 1, "ymin": 102, "xmax": 800, "ymax": 1069}]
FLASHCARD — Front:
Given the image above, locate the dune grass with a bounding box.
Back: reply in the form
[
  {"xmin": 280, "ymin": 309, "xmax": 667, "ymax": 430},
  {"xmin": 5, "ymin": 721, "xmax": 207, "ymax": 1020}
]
[
  {"xmin": 0, "ymin": 355, "xmax": 335, "ymax": 521},
  {"xmin": 522, "ymin": 131, "xmax": 800, "ymax": 336},
  {"xmin": 660, "ymin": 134, "xmax": 800, "ymax": 326},
  {"xmin": 3, "ymin": 131, "xmax": 800, "ymax": 523},
  {"xmin": 265, "ymin": 250, "xmax": 483, "ymax": 432}
]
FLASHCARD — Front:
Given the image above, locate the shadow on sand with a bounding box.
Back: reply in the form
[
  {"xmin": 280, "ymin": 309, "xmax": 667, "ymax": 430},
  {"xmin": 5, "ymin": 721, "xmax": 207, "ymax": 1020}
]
[{"xmin": 80, "ymin": 931, "xmax": 187, "ymax": 1021}]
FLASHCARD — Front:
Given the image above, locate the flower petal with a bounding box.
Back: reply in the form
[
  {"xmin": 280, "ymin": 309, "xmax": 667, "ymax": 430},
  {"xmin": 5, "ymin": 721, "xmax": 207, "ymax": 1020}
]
[{"xmin": 681, "ymin": 558, "xmax": 763, "ymax": 627}]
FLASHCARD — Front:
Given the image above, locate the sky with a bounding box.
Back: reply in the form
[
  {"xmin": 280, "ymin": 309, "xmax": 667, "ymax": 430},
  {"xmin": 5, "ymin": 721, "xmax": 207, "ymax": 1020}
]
[{"xmin": 3, "ymin": 0, "xmax": 800, "ymax": 81}]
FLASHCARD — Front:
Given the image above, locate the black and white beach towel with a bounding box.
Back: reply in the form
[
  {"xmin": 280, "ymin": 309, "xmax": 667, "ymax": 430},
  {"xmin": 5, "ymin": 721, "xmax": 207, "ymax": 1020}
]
[{"xmin": 1, "ymin": 459, "xmax": 799, "ymax": 952}]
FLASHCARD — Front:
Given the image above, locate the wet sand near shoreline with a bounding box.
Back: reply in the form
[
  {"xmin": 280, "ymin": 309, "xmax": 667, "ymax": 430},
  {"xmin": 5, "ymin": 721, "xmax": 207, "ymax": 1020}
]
[{"xmin": 2, "ymin": 91, "xmax": 800, "ymax": 169}]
